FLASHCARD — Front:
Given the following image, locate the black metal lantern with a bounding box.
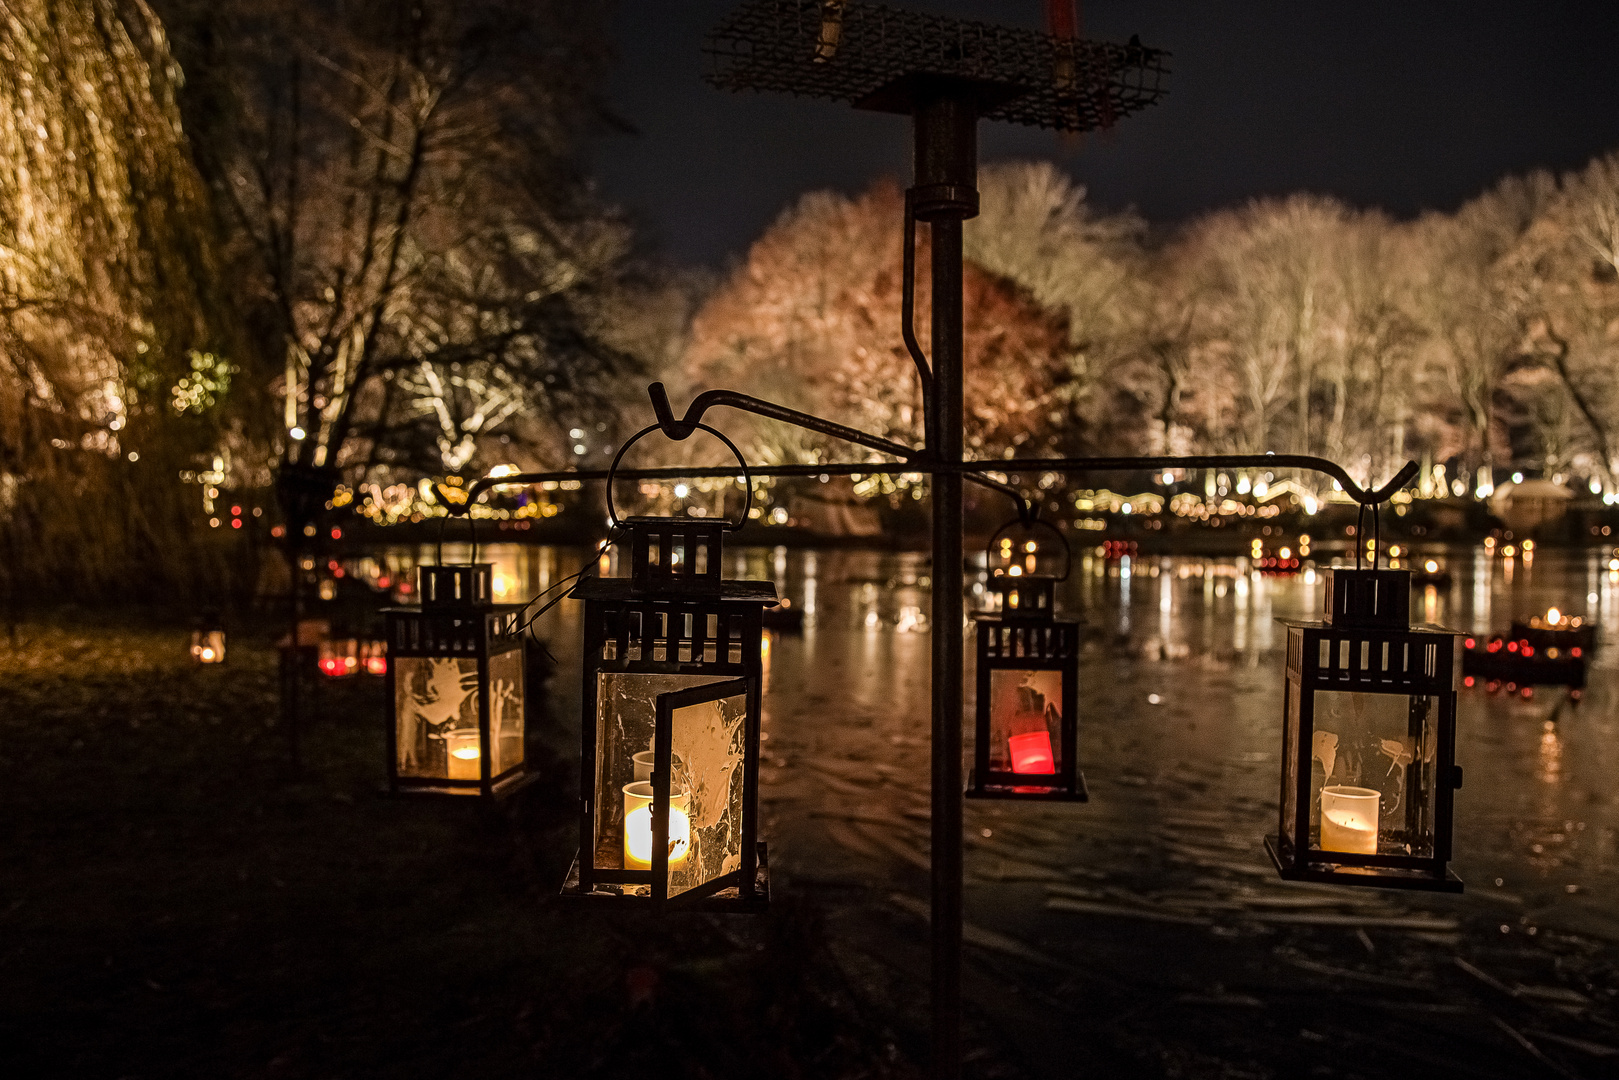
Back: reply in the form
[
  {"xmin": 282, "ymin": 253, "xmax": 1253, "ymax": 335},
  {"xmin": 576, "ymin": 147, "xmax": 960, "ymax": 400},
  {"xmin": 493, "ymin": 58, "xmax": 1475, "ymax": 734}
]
[
  {"xmin": 562, "ymin": 423, "xmax": 773, "ymax": 909},
  {"xmin": 967, "ymin": 519, "xmax": 1085, "ymax": 802},
  {"xmin": 383, "ymin": 563, "xmax": 530, "ymax": 798},
  {"xmin": 1267, "ymin": 567, "xmax": 1464, "ymax": 891},
  {"xmin": 190, "ymin": 612, "xmax": 226, "ymax": 665}
]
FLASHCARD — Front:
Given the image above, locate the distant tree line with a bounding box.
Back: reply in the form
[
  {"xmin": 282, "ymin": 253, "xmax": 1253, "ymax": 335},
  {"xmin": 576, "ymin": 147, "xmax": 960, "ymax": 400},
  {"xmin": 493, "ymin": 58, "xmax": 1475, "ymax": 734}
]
[{"xmin": 686, "ymin": 159, "xmax": 1619, "ymax": 501}]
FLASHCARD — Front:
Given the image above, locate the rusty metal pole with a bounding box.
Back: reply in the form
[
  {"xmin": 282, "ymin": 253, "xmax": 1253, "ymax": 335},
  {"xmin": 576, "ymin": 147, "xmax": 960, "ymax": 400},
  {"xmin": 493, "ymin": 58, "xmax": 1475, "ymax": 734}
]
[{"xmin": 913, "ymin": 85, "xmax": 977, "ymax": 1080}]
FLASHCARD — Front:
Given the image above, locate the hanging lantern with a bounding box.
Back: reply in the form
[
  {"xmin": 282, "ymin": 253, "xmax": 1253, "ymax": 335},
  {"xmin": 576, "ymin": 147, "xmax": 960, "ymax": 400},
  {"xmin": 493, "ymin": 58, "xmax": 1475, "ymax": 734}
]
[
  {"xmin": 190, "ymin": 613, "xmax": 227, "ymax": 665},
  {"xmin": 1267, "ymin": 567, "xmax": 1464, "ymax": 891},
  {"xmin": 562, "ymin": 423, "xmax": 772, "ymax": 909},
  {"xmin": 384, "ymin": 564, "xmax": 530, "ymax": 798},
  {"xmin": 967, "ymin": 518, "xmax": 1085, "ymax": 802}
]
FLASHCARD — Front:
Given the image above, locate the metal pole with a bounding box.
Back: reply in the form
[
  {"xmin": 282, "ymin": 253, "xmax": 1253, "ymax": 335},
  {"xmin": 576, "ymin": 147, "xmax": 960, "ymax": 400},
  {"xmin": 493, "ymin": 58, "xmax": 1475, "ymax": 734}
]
[
  {"xmin": 285, "ymin": 532, "xmax": 302, "ymax": 771},
  {"xmin": 915, "ymin": 85, "xmax": 976, "ymax": 1080}
]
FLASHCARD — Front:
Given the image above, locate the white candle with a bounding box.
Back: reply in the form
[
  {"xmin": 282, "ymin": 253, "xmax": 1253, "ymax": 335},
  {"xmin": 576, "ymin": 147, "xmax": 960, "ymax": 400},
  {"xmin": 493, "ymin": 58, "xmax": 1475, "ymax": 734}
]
[
  {"xmin": 445, "ymin": 730, "xmax": 481, "ymax": 780},
  {"xmin": 1320, "ymin": 785, "xmax": 1379, "ymax": 855},
  {"xmin": 623, "ymin": 781, "xmax": 690, "ymax": 870},
  {"xmin": 632, "ymin": 751, "xmax": 657, "ymax": 783}
]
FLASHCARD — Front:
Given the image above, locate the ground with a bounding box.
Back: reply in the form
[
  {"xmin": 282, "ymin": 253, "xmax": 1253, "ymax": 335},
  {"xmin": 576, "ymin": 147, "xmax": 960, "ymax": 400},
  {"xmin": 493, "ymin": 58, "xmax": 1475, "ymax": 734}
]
[{"xmin": 0, "ymin": 617, "xmax": 909, "ymax": 1080}]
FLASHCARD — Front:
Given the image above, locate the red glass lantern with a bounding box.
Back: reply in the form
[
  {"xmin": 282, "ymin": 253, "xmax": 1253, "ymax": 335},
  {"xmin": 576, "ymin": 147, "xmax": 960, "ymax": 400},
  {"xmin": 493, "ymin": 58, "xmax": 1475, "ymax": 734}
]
[
  {"xmin": 968, "ymin": 518, "xmax": 1085, "ymax": 802},
  {"xmin": 318, "ymin": 637, "xmax": 358, "ymax": 677}
]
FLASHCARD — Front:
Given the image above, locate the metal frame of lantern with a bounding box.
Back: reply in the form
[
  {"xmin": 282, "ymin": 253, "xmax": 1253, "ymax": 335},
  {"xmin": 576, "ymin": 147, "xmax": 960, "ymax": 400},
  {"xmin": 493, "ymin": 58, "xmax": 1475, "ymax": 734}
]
[
  {"xmin": 1266, "ymin": 556, "xmax": 1464, "ymax": 892},
  {"xmin": 968, "ymin": 517, "xmax": 1084, "ymax": 802},
  {"xmin": 190, "ymin": 612, "xmax": 227, "ymax": 665},
  {"xmin": 561, "ymin": 422, "xmax": 773, "ymax": 911},
  {"xmin": 383, "ymin": 563, "xmax": 533, "ymax": 799}
]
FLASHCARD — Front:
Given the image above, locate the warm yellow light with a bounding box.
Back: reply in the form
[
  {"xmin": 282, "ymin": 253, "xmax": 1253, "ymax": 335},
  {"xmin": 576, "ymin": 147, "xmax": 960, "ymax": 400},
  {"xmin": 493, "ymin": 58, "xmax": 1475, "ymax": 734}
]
[
  {"xmin": 624, "ymin": 782, "xmax": 690, "ymax": 870},
  {"xmin": 1278, "ymin": 547, "xmax": 1291, "ymax": 560},
  {"xmin": 1388, "ymin": 544, "xmax": 1401, "ymax": 558},
  {"xmin": 1503, "ymin": 545, "xmax": 1516, "ymax": 557},
  {"xmin": 1298, "ymin": 534, "xmax": 1311, "ymax": 545},
  {"xmin": 1522, "ymin": 540, "xmax": 1535, "ymax": 552},
  {"xmin": 1320, "ymin": 786, "xmax": 1379, "ymax": 855},
  {"xmin": 1547, "ymin": 607, "xmax": 1561, "ymax": 625},
  {"xmin": 200, "ymin": 647, "xmax": 215, "ymax": 662},
  {"xmin": 1424, "ymin": 559, "xmax": 1439, "ymax": 573},
  {"xmin": 445, "ymin": 731, "xmax": 481, "ymax": 780},
  {"xmin": 1008, "ymin": 565, "xmax": 1022, "ymax": 577},
  {"xmin": 1024, "ymin": 540, "xmax": 1038, "ymax": 553}
]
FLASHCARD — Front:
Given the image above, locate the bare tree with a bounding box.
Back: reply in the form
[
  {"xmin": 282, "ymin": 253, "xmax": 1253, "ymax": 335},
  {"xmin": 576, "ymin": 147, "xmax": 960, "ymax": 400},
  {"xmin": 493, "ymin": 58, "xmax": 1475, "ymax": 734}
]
[
  {"xmin": 162, "ymin": 0, "xmax": 637, "ymax": 481},
  {"xmin": 0, "ymin": 0, "xmax": 228, "ymax": 602}
]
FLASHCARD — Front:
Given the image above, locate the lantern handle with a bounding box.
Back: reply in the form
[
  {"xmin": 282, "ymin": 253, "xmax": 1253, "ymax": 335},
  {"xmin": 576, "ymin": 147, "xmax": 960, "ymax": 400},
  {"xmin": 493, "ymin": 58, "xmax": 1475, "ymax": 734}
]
[
  {"xmin": 606, "ymin": 421, "xmax": 752, "ymax": 531},
  {"xmin": 1354, "ymin": 501, "xmax": 1384, "ymax": 570},
  {"xmin": 986, "ymin": 514, "xmax": 1072, "ymax": 581}
]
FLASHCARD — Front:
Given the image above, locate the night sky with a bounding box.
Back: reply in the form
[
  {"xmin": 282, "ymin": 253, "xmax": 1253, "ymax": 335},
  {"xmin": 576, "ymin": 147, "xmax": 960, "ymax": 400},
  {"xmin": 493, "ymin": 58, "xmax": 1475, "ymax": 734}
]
[{"xmin": 591, "ymin": 1, "xmax": 1619, "ymax": 267}]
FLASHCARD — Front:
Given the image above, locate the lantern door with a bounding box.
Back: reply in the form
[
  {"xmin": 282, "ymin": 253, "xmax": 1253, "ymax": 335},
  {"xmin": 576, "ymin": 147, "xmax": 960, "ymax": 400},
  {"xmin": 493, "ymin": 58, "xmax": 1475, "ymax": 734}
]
[
  {"xmin": 649, "ymin": 677, "xmax": 752, "ymax": 903},
  {"xmin": 588, "ymin": 670, "xmax": 754, "ymax": 887}
]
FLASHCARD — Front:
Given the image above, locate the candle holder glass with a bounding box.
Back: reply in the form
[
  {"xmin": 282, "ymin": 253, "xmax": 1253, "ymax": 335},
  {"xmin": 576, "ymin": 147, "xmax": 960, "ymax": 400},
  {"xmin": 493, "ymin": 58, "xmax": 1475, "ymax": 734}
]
[
  {"xmin": 384, "ymin": 564, "xmax": 530, "ymax": 799},
  {"xmin": 1268, "ymin": 567, "xmax": 1463, "ymax": 891}
]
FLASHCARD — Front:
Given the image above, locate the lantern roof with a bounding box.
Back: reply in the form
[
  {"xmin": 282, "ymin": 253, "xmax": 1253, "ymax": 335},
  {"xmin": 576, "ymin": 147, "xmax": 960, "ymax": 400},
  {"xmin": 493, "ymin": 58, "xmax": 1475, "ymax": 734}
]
[{"xmin": 571, "ymin": 576, "xmax": 778, "ymax": 605}]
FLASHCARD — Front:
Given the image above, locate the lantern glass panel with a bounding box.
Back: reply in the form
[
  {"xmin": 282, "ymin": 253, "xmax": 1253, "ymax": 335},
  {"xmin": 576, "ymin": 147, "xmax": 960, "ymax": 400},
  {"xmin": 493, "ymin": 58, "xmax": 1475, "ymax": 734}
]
[
  {"xmin": 593, "ymin": 672, "xmax": 735, "ymax": 872},
  {"xmin": 488, "ymin": 646, "xmax": 525, "ymax": 776},
  {"xmin": 1281, "ymin": 677, "xmax": 1301, "ymax": 850},
  {"xmin": 394, "ymin": 656, "xmax": 479, "ymax": 779},
  {"xmin": 1308, "ymin": 690, "xmax": 1438, "ymax": 859},
  {"xmin": 665, "ymin": 687, "xmax": 748, "ymax": 898},
  {"xmin": 987, "ymin": 668, "xmax": 1063, "ymax": 775}
]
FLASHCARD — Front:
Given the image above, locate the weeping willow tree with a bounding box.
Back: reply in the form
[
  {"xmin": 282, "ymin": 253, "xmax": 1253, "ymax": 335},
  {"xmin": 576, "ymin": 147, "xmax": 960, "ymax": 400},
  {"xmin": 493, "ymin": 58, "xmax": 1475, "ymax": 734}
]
[{"xmin": 0, "ymin": 0, "xmax": 234, "ymax": 610}]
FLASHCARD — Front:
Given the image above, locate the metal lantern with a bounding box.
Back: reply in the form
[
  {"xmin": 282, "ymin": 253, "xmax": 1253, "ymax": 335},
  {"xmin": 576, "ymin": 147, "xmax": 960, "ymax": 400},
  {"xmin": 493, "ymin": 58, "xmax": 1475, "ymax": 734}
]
[
  {"xmin": 562, "ymin": 423, "xmax": 773, "ymax": 909},
  {"xmin": 190, "ymin": 613, "xmax": 227, "ymax": 665},
  {"xmin": 1267, "ymin": 568, "xmax": 1464, "ymax": 891},
  {"xmin": 383, "ymin": 564, "xmax": 530, "ymax": 798},
  {"xmin": 968, "ymin": 519, "xmax": 1085, "ymax": 802}
]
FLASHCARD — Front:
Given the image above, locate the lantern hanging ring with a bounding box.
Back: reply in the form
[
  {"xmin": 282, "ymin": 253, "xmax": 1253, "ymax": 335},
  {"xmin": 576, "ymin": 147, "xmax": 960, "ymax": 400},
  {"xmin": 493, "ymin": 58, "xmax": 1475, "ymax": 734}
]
[
  {"xmin": 436, "ymin": 495, "xmax": 481, "ymax": 567},
  {"xmin": 606, "ymin": 421, "xmax": 753, "ymax": 531},
  {"xmin": 986, "ymin": 514, "xmax": 1072, "ymax": 582}
]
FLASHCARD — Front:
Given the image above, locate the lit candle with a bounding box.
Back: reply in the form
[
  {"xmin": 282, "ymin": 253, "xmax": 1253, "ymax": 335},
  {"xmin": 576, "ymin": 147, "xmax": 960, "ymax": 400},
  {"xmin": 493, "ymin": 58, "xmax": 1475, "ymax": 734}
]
[
  {"xmin": 1320, "ymin": 785, "xmax": 1379, "ymax": 855},
  {"xmin": 1008, "ymin": 730, "xmax": 1056, "ymax": 774},
  {"xmin": 623, "ymin": 781, "xmax": 690, "ymax": 870},
  {"xmin": 445, "ymin": 730, "xmax": 481, "ymax": 780},
  {"xmin": 192, "ymin": 630, "xmax": 226, "ymax": 664}
]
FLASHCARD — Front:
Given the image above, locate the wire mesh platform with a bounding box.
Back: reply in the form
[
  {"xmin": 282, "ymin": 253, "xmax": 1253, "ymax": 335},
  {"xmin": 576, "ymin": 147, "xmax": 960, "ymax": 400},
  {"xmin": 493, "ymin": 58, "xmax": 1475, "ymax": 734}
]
[{"xmin": 704, "ymin": 0, "xmax": 1169, "ymax": 131}]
